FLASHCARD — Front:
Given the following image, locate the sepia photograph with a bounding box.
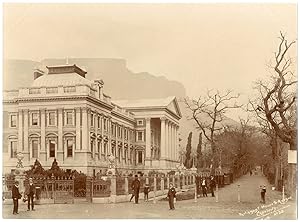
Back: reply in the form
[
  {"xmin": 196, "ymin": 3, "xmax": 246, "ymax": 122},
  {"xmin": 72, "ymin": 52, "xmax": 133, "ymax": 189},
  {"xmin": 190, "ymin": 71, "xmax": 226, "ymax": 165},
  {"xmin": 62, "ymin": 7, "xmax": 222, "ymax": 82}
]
[{"xmin": 2, "ymin": 1, "xmax": 297, "ymax": 219}]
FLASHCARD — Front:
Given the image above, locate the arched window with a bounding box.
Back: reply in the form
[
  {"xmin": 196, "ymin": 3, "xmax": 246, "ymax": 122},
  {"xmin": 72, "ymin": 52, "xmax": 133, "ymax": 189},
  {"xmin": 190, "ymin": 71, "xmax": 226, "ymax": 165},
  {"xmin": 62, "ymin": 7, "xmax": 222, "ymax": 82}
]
[
  {"xmin": 8, "ymin": 135, "xmax": 18, "ymax": 158},
  {"xmin": 46, "ymin": 133, "xmax": 58, "ymax": 159},
  {"xmin": 29, "ymin": 133, "xmax": 40, "ymax": 159},
  {"xmin": 64, "ymin": 133, "xmax": 75, "ymax": 158}
]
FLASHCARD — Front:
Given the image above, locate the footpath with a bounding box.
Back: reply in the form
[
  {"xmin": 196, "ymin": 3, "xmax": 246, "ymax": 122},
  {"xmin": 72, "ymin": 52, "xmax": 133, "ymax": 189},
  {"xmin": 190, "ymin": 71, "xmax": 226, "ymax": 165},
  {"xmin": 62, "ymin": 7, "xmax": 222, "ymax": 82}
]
[{"xmin": 2, "ymin": 172, "xmax": 297, "ymax": 219}]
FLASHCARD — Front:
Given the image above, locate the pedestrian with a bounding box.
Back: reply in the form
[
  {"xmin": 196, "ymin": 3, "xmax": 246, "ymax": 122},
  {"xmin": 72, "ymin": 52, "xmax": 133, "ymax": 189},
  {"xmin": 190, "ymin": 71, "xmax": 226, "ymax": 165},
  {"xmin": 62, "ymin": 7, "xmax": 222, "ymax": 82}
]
[
  {"xmin": 209, "ymin": 176, "xmax": 216, "ymax": 197},
  {"xmin": 144, "ymin": 184, "xmax": 150, "ymax": 202},
  {"xmin": 12, "ymin": 181, "xmax": 22, "ymax": 215},
  {"xmin": 260, "ymin": 185, "xmax": 266, "ymax": 204},
  {"xmin": 167, "ymin": 183, "xmax": 176, "ymax": 210},
  {"xmin": 25, "ymin": 178, "xmax": 36, "ymax": 211},
  {"xmin": 131, "ymin": 175, "xmax": 140, "ymax": 204},
  {"xmin": 201, "ymin": 178, "xmax": 208, "ymax": 197}
]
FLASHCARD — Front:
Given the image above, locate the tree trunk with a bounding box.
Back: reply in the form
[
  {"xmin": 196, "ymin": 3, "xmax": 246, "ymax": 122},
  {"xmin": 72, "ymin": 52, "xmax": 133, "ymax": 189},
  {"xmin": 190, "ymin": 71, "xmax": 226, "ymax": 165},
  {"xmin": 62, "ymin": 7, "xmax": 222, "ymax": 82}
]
[
  {"xmin": 286, "ymin": 143, "xmax": 297, "ymax": 198},
  {"xmin": 274, "ymin": 162, "xmax": 280, "ymax": 189}
]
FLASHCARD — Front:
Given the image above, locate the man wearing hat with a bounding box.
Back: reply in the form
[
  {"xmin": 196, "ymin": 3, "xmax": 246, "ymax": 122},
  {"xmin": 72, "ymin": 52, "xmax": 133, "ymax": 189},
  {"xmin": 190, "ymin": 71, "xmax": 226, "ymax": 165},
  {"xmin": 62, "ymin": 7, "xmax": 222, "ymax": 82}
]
[
  {"xmin": 131, "ymin": 175, "xmax": 140, "ymax": 204},
  {"xmin": 12, "ymin": 181, "xmax": 22, "ymax": 215},
  {"xmin": 167, "ymin": 183, "xmax": 176, "ymax": 210},
  {"xmin": 25, "ymin": 178, "xmax": 36, "ymax": 211}
]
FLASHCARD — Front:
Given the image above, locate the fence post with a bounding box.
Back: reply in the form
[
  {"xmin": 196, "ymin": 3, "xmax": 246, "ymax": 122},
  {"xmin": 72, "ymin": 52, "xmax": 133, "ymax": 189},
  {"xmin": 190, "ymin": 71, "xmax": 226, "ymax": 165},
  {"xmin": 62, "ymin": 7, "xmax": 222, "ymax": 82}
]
[
  {"xmin": 153, "ymin": 175, "xmax": 157, "ymax": 204},
  {"xmin": 237, "ymin": 184, "xmax": 240, "ymax": 203},
  {"xmin": 161, "ymin": 175, "xmax": 164, "ymax": 194},
  {"xmin": 182, "ymin": 175, "xmax": 185, "ymax": 188},
  {"xmin": 167, "ymin": 175, "xmax": 170, "ymax": 189},
  {"xmin": 125, "ymin": 175, "xmax": 129, "ymax": 195},
  {"xmin": 216, "ymin": 184, "xmax": 219, "ymax": 203},
  {"xmin": 109, "ymin": 175, "xmax": 117, "ymax": 203},
  {"xmin": 172, "ymin": 175, "xmax": 175, "ymax": 188},
  {"xmin": 194, "ymin": 175, "xmax": 197, "ymax": 203},
  {"xmin": 282, "ymin": 185, "xmax": 285, "ymax": 201}
]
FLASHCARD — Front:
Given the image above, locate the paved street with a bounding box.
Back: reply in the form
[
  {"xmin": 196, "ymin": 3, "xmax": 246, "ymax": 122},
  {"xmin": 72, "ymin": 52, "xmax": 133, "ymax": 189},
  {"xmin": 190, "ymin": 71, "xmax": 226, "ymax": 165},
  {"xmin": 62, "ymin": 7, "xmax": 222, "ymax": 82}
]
[{"xmin": 2, "ymin": 172, "xmax": 296, "ymax": 219}]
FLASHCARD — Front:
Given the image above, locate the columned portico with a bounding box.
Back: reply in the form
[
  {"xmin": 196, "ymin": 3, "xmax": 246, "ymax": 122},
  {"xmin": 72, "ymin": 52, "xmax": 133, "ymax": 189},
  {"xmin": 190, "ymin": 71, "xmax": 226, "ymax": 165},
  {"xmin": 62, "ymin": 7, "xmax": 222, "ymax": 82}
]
[{"xmin": 145, "ymin": 118, "xmax": 151, "ymax": 167}]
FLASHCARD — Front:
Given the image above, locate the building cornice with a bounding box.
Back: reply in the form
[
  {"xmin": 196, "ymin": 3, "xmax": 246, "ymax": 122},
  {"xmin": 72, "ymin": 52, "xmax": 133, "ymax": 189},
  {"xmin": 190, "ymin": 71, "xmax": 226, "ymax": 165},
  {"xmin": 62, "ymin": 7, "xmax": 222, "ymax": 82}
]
[{"xmin": 111, "ymin": 110, "xmax": 135, "ymax": 124}]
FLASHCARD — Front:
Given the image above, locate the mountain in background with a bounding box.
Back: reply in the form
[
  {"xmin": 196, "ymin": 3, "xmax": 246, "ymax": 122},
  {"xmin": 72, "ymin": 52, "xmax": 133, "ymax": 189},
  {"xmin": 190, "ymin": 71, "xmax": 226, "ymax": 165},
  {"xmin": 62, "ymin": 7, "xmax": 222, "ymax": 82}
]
[{"xmin": 3, "ymin": 58, "xmax": 238, "ymax": 157}]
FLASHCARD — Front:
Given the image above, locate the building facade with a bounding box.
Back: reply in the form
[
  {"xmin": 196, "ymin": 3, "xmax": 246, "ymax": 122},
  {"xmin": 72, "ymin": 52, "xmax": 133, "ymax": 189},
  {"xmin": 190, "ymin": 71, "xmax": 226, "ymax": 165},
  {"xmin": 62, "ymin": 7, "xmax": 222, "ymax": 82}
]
[{"xmin": 3, "ymin": 64, "xmax": 181, "ymax": 176}]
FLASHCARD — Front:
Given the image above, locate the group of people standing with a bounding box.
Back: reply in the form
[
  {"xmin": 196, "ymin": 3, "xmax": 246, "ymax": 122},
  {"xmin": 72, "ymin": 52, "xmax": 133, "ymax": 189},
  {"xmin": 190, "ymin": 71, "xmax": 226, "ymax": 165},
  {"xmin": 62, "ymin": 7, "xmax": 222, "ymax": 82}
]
[
  {"xmin": 129, "ymin": 175, "xmax": 177, "ymax": 210},
  {"xmin": 197, "ymin": 176, "xmax": 216, "ymax": 197},
  {"xmin": 11, "ymin": 178, "xmax": 36, "ymax": 215}
]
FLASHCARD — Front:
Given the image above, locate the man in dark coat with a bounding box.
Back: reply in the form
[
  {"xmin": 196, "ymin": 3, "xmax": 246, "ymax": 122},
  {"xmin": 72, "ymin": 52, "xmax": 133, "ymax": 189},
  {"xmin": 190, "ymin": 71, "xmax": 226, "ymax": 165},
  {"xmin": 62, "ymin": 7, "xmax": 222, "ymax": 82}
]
[
  {"xmin": 12, "ymin": 181, "xmax": 22, "ymax": 215},
  {"xmin": 167, "ymin": 183, "xmax": 176, "ymax": 210},
  {"xmin": 25, "ymin": 178, "xmax": 36, "ymax": 211},
  {"xmin": 210, "ymin": 176, "xmax": 216, "ymax": 197},
  {"xmin": 260, "ymin": 185, "xmax": 266, "ymax": 204},
  {"xmin": 131, "ymin": 175, "xmax": 140, "ymax": 204}
]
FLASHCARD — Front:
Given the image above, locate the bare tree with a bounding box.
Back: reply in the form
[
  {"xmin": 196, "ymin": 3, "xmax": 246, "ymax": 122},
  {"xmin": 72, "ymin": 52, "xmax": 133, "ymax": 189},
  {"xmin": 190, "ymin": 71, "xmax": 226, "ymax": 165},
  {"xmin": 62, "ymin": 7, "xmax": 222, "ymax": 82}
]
[
  {"xmin": 255, "ymin": 32, "xmax": 297, "ymax": 149},
  {"xmin": 184, "ymin": 89, "xmax": 241, "ymax": 173},
  {"xmin": 250, "ymin": 32, "xmax": 297, "ymax": 195}
]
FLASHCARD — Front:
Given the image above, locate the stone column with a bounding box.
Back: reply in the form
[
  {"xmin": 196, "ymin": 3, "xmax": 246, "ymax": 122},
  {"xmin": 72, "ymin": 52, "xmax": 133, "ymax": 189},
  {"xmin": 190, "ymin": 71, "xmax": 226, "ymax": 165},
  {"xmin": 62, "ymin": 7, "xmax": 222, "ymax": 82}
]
[
  {"xmin": 125, "ymin": 175, "xmax": 129, "ymax": 195},
  {"xmin": 87, "ymin": 109, "xmax": 91, "ymax": 153},
  {"xmin": 153, "ymin": 175, "xmax": 157, "ymax": 203},
  {"xmin": 165, "ymin": 120, "xmax": 169, "ymax": 162},
  {"xmin": 40, "ymin": 109, "xmax": 46, "ymax": 154},
  {"xmin": 23, "ymin": 110, "xmax": 29, "ymax": 156},
  {"xmin": 75, "ymin": 108, "xmax": 81, "ymax": 150},
  {"xmin": 168, "ymin": 121, "xmax": 171, "ymax": 161},
  {"xmin": 171, "ymin": 123, "xmax": 174, "ymax": 161},
  {"xmin": 82, "ymin": 108, "xmax": 88, "ymax": 150},
  {"xmin": 172, "ymin": 176, "xmax": 175, "ymax": 187},
  {"xmin": 58, "ymin": 108, "xmax": 63, "ymax": 160},
  {"xmin": 145, "ymin": 118, "xmax": 151, "ymax": 166},
  {"xmin": 160, "ymin": 117, "xmax": 166, "ymax": 160},
  {"xmin": 109, "ymin": 175, "xmax": 117, "ymax": 203},
  {"xmin": 161, "ymin": 176, "xmax": 164, "ymax": 193},
  {"xmin": 18, "ymin": 110, "xmax": 23, "ymax": 152}
]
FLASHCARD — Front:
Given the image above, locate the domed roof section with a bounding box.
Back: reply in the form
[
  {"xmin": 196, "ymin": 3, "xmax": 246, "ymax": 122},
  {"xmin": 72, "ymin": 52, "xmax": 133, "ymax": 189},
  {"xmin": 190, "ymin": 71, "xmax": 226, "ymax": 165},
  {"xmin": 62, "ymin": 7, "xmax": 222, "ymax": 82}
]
[{"xmin": 31, "ymin": 64, "xmax": 93, "ymax": 87}]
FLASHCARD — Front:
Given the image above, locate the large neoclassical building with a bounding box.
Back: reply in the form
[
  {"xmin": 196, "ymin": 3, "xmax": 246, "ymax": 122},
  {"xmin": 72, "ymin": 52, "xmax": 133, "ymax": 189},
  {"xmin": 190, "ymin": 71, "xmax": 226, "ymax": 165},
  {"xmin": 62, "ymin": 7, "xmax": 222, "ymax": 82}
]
[{"xmin": 3, "ymin": 64, "xmax": 181, "ymax": 176}]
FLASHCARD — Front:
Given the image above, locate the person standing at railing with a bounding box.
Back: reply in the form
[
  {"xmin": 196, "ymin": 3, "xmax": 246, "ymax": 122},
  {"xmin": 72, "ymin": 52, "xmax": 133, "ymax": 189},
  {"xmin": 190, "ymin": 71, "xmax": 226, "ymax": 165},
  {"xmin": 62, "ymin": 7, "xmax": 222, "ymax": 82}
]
[
  {"xmin": 12, "ymin": 181, "xmax": 22, "ymax": 215},
  {"xmin": 167, "ymin": 183, "xmax": 176, "ymax": 210},
  {"xmin": 25, "ymin": 178, "xmax": 36, "ymax": 211}
]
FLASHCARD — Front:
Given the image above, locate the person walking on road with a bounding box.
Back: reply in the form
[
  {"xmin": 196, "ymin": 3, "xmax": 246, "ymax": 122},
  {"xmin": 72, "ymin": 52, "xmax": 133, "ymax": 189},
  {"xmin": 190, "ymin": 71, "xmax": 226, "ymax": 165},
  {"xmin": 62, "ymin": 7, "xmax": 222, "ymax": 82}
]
[
  {"xmin": 201, "ymin": 178, "xmax": 208, "ymax": 197},
  {"xmin": 12, "ymin": 181, "xmax": 22, "ymax": 215},
  {"xmin": 25, "ymin": 178, "xmax": 36, "ymax": 211},
  {"xmin": 144, "ymin": 184, "xmax": 150, "ymax": 202},
  {"xmin": 209, "ymin": 176, "xmax": 216, "ymax": 197},
  {"xmin": 131, "ymin": 175, "xmax": 140, "ymax": 204},
  {"xmin": 260, "ymin": 185, "xmax": 266, "ymax": 204},
  {"xmin": 167, "ymin": 183, "xmax": 176, "ymax": 210}
]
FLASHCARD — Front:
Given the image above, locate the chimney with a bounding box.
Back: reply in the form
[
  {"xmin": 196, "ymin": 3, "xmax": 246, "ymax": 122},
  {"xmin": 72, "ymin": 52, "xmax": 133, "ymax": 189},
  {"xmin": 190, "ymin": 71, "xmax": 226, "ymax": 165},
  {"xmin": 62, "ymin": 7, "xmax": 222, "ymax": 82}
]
[
  {"xmin": 34, "ymin": 69, "xmax": 45, "ymax": 80},
  {"xmin": 94, "ymin": 79, "xmax": 104, "ymax": 100}
]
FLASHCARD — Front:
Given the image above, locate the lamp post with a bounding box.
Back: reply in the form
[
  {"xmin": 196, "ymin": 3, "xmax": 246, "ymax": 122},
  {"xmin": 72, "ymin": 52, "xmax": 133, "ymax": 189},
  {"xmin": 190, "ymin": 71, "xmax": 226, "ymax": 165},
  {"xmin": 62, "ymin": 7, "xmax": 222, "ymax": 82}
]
[{"xmin": 15, "ymin": 152, "xmax": 25, "ymax": 195}]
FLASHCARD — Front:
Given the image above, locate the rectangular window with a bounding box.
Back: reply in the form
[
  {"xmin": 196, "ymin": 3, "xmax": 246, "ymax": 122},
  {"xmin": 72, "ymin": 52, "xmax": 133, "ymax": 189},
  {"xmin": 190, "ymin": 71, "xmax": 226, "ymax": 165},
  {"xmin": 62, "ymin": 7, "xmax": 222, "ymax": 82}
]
[
  {"xmin": 104, "ymin": 143, "xmax": 107, "ymax": 156},
  {"xmin": 32, "ymin": 140, "xmax": 38, "ymax": 158},
  {"xmin": 118, "ymin": 127, "xmax": 121, "ymax": 138},
  {"xmin": 138, "ymin": 151, "xmax": 143, "ymax": 164},
  {"xmin": 137, "ymin": 120, "xmax": 144, "ymax": 126},
  {"xmin": 104, "ymin": 119, "xmax": 107, "ymax": 131},
  {"xmin": 98, "ymin": 141, "xmax": 101, "ymax": 154},
  {"xmin": 67, "ymin": 140, "xmax": 73, "ymax": 157},
  {"xmin": 10, "ymin": 114, "xmax": 17, "ymax": 127},
  {"xmin": 91, "ymin": 141, "xmax": 94, "ymax": 153},
  {"xmin": 49, "ymin": 140, "xmax": 55, "ymax": 157},
  {"xmin": 137, "ymin": 132, "xmax": 143, "ymax": 141},
  {"xmin": 118, "ymin": 149, "xmax": 121, "ymax": 162},
  {"xmin": 10, "ymin": 141, "xmax": 17, "ymax": 158},
  {"xmin": 49, "ymin": 112, "xmax": 56, "ymax": 126},
  {"xmin": 32, "ymin": 113, "xmax": 39, "ymax": 126},
  {"xmin": 111, "ymin": 124, "xmax": 114, "ymax": 135},
  {"xmin": 66, "ymin": 112, "xmax": 73, "ymax": 125},
  {"xmin": 98, "ymin": 116, "xmax": 101, "ymax": 129},
  {"xmin": 91, "ymin": 113, "xmax": 94, "ymax": 127}
]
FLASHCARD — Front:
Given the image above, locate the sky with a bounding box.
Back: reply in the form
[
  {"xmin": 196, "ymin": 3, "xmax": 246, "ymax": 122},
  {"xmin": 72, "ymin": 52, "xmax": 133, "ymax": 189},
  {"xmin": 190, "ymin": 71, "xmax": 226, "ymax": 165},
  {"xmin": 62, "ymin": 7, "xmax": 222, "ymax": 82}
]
[{"xmin": 3, "ymin": 3, "xmax": 297, "ymax": 120}]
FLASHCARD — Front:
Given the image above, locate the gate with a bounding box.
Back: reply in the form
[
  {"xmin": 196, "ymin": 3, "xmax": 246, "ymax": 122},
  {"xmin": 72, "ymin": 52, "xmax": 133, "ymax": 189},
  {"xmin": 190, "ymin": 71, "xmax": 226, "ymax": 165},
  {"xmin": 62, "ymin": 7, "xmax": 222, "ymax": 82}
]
[{"xmin": 54, "ymin": 177, "xmax": 74, "ymax": 204}]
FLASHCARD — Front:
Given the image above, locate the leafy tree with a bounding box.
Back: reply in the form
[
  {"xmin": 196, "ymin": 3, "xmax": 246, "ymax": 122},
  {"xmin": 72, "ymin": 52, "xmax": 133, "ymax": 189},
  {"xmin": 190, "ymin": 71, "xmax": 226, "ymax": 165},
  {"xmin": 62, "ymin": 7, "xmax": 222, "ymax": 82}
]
[
  {"xmin": 184, "ymin": 132, "xmax": 192, "ymax": 169},
  {"xmin": 196, "ymin": 132, "xmax": 203, "ymax": 168}
]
